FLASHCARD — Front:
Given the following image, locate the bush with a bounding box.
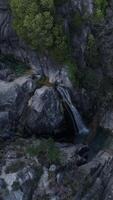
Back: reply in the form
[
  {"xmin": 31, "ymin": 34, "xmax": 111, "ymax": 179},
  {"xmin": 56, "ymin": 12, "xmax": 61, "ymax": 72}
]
[
  {"xmin": 26, "ymin": 138, "xmax": 62, "ymax": 165},
  {"xmin": 66, "ymin": 60, "xmax": 79, "ymax": 86},
  {"xmin": 70, "ymin": 11, "xmax": 84, "ymax": 31},
  {"xmin": 94, "ymin": 0, "xmax": 107, "ymax": 15},
  {"xmin": 51, "ymin": 24, "xmax": 69, "ymax": 62},
  {"xmin": 93, "ymin": 0, "xmax": 108, "ymax": 23}
]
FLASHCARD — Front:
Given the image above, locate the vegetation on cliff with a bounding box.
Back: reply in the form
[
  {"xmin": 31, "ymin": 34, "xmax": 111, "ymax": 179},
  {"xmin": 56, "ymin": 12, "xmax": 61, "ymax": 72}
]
[
  {"xmin": 9, "ymin": 0, "xmax": 108, "ymax": 87},
  {"xmin": 10, "ymin": 0, "xmax": 68, "ymax": 62},
  {"xmin": 93, "ymin": 0, "xmax": 108, "ymax": 22}
]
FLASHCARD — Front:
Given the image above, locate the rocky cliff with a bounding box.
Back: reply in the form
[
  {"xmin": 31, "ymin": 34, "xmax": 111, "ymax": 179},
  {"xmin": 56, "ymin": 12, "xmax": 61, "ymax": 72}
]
[{"xmin": 1, "ymin": 0, "xmax": 113, "ymax": 199}]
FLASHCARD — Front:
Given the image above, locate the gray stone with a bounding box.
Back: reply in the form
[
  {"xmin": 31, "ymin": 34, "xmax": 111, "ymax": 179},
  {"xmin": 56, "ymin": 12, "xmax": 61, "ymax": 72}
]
[
  {"xmin": 100, "ymin": 110, "xmax": 113, "ymax": 133},
  {"xmin": 0, "ymin": 77, "xmax": 36, "ymax": 138}
]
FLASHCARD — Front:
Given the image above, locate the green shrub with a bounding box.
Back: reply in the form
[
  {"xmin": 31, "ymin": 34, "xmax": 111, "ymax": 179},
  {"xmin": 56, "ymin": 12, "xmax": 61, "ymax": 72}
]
[
  {"xmin": 87, "ymin": 34, "xmax": 95, "ymax": 48},
  {"xmin": 94, "ymin": 0, "xmax": 107, "ymax": 15},
  {"xmin": 46, "ymin": 138, "xmax": 61, "ymax": 164},
  {"xmin": 66, "ymin": 60, "xmax": 79, "ymax": 86},
  {"xmin": 71, "ymin": 11, "xmax": 84, "ymax": 31},
  {"xmin": 26, "ymin": 138, "xmax": 62, "ymax": 165},
  {"xmin": 93, "ymin": 0, "xmax": 108, "ymax": 23},
  {"xmin": 51, "ymin": 24, "xmax": 69, "ymax": 62},
  {"xmin": 86, "ymin": 34, "xmax": 95, "ymax": 65}
]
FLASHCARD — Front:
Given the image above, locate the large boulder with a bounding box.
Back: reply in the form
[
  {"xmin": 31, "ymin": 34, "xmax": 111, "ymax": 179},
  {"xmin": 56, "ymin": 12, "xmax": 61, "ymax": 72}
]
[{"xmin": 23, "ymin": 86, "xmax": 64, "ymax": 136}]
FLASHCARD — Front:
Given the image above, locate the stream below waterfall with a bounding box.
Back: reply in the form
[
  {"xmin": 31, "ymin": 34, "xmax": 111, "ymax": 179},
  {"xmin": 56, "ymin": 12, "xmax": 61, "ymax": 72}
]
[{"xmin": 74, "ymin": 127, "xmax": 113, "ymax": 160}]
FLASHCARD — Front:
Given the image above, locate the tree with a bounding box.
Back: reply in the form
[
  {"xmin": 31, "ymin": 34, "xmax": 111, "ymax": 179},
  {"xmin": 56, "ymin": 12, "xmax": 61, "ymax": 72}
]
[{"xmin": 10, "ymin": 0, "xmax": 68, "ymax": 60}]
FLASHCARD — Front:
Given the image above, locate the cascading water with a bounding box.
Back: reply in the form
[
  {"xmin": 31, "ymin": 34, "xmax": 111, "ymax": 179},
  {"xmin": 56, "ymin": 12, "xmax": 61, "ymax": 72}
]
[{"xmin": 57, "ymin": 86, "xmax": 89, "ymax": 135}]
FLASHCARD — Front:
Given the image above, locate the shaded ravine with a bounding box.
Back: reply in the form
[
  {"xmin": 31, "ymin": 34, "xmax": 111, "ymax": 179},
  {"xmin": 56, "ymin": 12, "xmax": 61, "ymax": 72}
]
[{"xmin": 56, "ymin": 86, "xmax": 90, "ymax": 135}]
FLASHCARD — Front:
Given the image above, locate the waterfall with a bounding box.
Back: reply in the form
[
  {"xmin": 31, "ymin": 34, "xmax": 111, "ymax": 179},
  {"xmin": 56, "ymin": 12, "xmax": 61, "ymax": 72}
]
[{"xmin": 57, "ymin": 86, "xmax": 89, "ymax": 135}]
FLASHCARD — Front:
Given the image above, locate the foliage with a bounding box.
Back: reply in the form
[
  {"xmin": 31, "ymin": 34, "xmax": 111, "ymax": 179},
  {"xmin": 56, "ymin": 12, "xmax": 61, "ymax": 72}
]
[
  {"xmin": 26, "ymin": 138, "xmax": 62, "ymax": 165},
  {"xmin": 86, "ymin": 34, "xmax": 95, "ymax": 66},
  {"xmin": 70, "ymin": 10, "xmax": 84, "ymax": 31},
  {"xmin": 0, "ymin": 54, "xmax": 29, "ymax": 76},
  {"xmin": 66, "ymin": 60, "xmax": 79, "ymax": 86},
  {"xmin": 10, "ymin": 0, "xmax": 68, "ymax": 61},
  {"xmin": 87, "ymin": 34, "xmax": 95, "ymax": 49},
  {"xmin": 94, "ymin": 0, "xmax": 108, "ymax": 15},
  {"xmin": 51, "ymin": 24, "xmax": 69, "ymax": 62},
  {"xmin": 93, "ymin": 0, "xmax": 108, "ymax": 22}
]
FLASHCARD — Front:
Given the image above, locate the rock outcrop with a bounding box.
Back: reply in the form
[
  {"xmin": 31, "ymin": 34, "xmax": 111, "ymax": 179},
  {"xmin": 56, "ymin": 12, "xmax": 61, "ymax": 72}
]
[
  {"xmin": 0, "ymin": 76, "xmax": 36, "ymax": 138},
  {"xmin": 0, "ymin": 138, "xmax": 113, "ymax": 200}
]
